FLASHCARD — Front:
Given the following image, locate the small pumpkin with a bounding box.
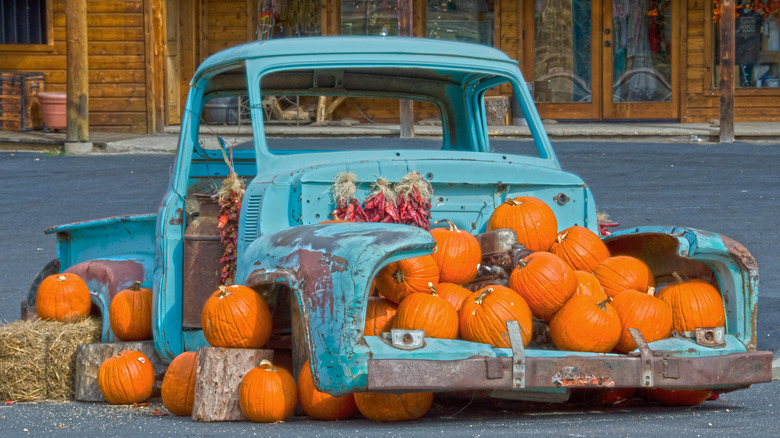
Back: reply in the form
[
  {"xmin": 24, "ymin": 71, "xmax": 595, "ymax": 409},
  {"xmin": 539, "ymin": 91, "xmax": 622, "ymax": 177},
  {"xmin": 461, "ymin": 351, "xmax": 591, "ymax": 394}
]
[
  {"xmin": 375, "ymin": 255, "xmax": 440, "ymax": 304},
  {"xmin": 109, "ymin": 281, "xmax": 153, "ymax": 341},
  {"xmin": 364, "ymin": 297, "xmax": 397, "ymax": 336},
  {"xmin": 573, "ymin": 270, "xmax": 608, "ymax": 301},
  {"xmin": 508, "ymin": 252, "xmax": 577, "ymax": 320},
  {"xmin": 431, "ymin": 282, "xmax": 473, "ymax": 312},
  {"xmin": 593, "ymin": 256, "xmax": 655, "ymax": 298},
  {"xmin": 35, "ymin": 273, "xmax": 91, "ymax": 321},
  {"xmin": 656, "ymin": 272, "xmax": 726, "ymax": 333},
  {"xmin": 486, "ymin": 196, "xmax": 558, "ymax": 252},
  {"xmin": 392, "ymin": 285, "xmax": 459, "ymax": 339},
  {"xmin": 549, "ymin": 296, "xmax": 621, "ymax": 353},
  {"xmin": 239, "ymin": 360, "xmax": 297, "ymax": 423},
  {"xmin": 298, "ymin": 359, "xmax": 358, "ymax": 420},
  {"xmin": 549, "ymin": 225, "xmax": 610, "ymax": 272},
  {"xmin": 430, "ymin": 219, "xmax": 481, "ymax": 285},
  {"xmin": 161, "ymin": 351, "xmax": 198, "ymax": 416},
  {"xmin": 459, "ymin": 285, "xmax": 533, "ymax": 348},
  {"xmin": 611, "ymin": 287, "xmax": 673, "ymax": 353},
  {"xmin": 97, "ymin": 350, "xmax": 155, "ymax": 405},
  {"xmin": 645, "ymin": 388, "xmax": 712, "ymax": 406},
  {"xmin": 201, "ymin": 284, "xmax": 272, "ymax": 349},
  {"xmin": 354, "ymin": 391, "xmax": 434, "ymax": 422}
]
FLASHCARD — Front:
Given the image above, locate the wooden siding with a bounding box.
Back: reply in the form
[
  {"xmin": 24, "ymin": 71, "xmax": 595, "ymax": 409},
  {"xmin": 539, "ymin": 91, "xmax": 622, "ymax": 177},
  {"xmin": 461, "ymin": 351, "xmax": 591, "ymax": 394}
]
[{"xmin": 204, "ymin": 0, "xmax": 252, "ymax": 56}]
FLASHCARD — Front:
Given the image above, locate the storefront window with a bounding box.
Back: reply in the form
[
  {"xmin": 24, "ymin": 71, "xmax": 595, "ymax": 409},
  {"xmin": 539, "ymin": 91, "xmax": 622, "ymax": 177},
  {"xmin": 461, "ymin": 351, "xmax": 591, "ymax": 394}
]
[
  {"xmin": 713, "ymin": 1, "xmax": 780, "ymax": 88},
  {"xmin": 426, "ymin": 0, "xmax": 494, "ymax": 46},
  {"xmin": 341, "ymin": 0, "xmax": 400, "ymax": 36},
  {"xmin": 257, "ymin": 0, "xmax": 322, "ymax": 39}
]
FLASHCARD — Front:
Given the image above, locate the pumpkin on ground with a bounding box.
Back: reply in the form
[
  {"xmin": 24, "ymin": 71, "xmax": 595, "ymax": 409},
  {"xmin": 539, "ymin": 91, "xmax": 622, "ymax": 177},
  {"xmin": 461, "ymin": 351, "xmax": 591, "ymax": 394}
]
[
  {"xmin": 549, "ymin": 296, "xmax": 621, "ymax": 353},
  {"xmin": 431, "ymin": 282, "xmax": 473, "ymax": 312},
  {"xmin": 573, "ymin": 270, "xmax": 608, "ymax": 301},
  {"xmin": 161, "ymin": 351, "xmax": 198, "ymax": 416},
  {"xmin": 611, "ymin": 287, "xmax": 673, "ymax": 353},
  {"xmin": 354, "ymin": 391, "xmax": 434, "ymax": 422},
  {"xmin": 459, "ymin": 285, "xmax": 533, "ymax": 348},
  {"xmin": 201, "ymin": 284, "xmax": 272, "ymax": 349},
  {"xmin": 374, "ymin": 255, "xmax": 440, "ymax": 304},
  {"xmin": 392, "ymin": 286, "xmax": 459, "ymax": 340},
  {"xmin": 656, "ymin": 272, "xmax": 726, "ymax": 334},
  {"xmin": 430, "ymin": 219, "xmax": 481, "ymax": 285},
  {"xmin": 486, "ymin": 196, "xmax": 558, "ymax": 252},
  {"xmin": 109, "ymin": 281, "xmax": 153, "ymax": 341},
  {"xmin": 97, "ymin": 350, "xmax": 155, "ymax": 405},
  {"xmin": 549, "ymin": 225, "xmax": 610, "ymax": 272},
  {"xmin": 364, "ymin": 297, "xmax": 397, "ymax": 336},
  {"xmin": 645, "ymin": 388, "xmax": 712, "ymax": 406},
  {"xmin": 593, "ymin": 255, "xmax": 655, "ymax": 298},
  {"xmin": 298, "ymin": 359, "xmax": 358, "ymax": 420},
  {"xmin": 508, "ymin": 252, "xmax": 577, "ymax": 320},
  {"xmin": 35, "ymin": 273, "xmax": 91, "ymax": 322},
  {"xmin": 239, "ymin": 360, "xmax": 297, "ymax": 423}
]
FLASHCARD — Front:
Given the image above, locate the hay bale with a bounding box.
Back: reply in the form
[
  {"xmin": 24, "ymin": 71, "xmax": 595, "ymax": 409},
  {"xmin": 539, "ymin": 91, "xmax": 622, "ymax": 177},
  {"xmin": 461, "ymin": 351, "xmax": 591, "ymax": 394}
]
[{"xmin": 0, "ymin": 317, "xmax": 101, "ymax": 401}]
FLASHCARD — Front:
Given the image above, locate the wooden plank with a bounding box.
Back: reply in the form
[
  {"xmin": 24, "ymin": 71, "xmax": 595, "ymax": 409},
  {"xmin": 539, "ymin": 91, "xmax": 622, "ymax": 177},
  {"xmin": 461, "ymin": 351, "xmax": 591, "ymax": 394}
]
[
  {"xmin": 54, "ymin": 0, "xmax": 144, "ymax": 13},
  {"xmin": 88, "ymin": 111, "xmax": 147, "ymax": 125},
  {"xmin": 206, "ymin": 27, "xmax": 247, "ymax": 41},
  {"xmin": 43, "ymin": 70, "xmax": 146, "ymax": 84},
  {"xmin": 719, "ymin": 0, "xmax": 735, "ymax": 142},
  {"xmin": 88, "ymin": 41, "xmax": 145, "ymax": 55},
  {"xmin": 53, "ymin": 27, "xmax": 145, "ymax": 42},
  {"xmin": 89, "ymin": 55, "xmax": 146, "ymax": 70},
  {"xmin": 89, "ymin": 97, "xmax": 148, "ymax": 112},
  {"xmin": 145, "ymin": 0, "xmax": 166, "ymax": 133},
  {"xmin": 66, "ymin": 0, "xmax": 89, "ymax": 142},
  {"xmin": 208, "ymin": 14, "xmax": 247, "ymax": 28},
  {"xmin": 53, "ymin": 12, "xmax": 144, "ymax": 28},
  {"xmin": 89, "ymin": 83, "xmax": 146, "ymax": 97}
]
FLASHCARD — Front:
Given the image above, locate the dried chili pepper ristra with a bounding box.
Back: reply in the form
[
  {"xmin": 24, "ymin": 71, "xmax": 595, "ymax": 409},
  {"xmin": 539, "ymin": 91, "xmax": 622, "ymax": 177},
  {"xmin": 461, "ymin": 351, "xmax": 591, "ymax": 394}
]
[
  {"xmin": 331, "ymin": 171, "xmax": 367, "ymax": 221},
  {"xmin": 217, "ymin": 173, "xmax": 244, "ymax": 286},
  {"xmin": 395, "ymin": 172, "xmax": 433, "ymax": 230},
  {"xmin": 362, "ymin": 177, "xmax": 399, "ymax": 223}
]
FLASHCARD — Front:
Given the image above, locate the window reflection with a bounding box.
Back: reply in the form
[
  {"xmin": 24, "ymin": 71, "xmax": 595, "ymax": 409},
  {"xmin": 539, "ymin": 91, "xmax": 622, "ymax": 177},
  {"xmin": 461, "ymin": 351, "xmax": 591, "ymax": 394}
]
[
  {"xmin": 341, "ymin": 0, "xmax": 400, "ymax": 36},
  {"xmin": 426, "ymin": 0, "xmax": 495, "ymax": 46}
]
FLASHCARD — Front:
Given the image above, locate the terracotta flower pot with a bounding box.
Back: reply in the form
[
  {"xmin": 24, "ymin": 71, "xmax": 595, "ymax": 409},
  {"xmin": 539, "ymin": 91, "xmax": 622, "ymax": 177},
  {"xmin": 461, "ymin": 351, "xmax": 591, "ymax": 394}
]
[{"xmin": 37, "ymin": 92, "xmax": 67, "ymax": 130}]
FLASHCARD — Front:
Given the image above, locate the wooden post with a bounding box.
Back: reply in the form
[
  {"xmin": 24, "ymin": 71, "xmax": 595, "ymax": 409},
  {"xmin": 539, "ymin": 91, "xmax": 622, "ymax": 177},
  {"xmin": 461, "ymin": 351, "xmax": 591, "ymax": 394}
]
[
  {"xmin": 719, "ymin": 0, "xmax": 735, "ymax": 143},
  {"xmin": 145, "ymin": 0, "xmax": 166, "ymax": 134},
  {"xmin": 65, "ymin": 0, "xmax": 88, "ymax": 144},
  {"xmin": 399, "ymin": 0, "xmax": 414, "ymax": 138}
]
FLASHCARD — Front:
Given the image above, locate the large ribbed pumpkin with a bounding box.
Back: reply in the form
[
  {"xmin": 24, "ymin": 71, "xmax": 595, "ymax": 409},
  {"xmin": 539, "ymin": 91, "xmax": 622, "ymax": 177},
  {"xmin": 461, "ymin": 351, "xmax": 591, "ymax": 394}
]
[
  {"xmin": 430, "ymin": 219, "xmax": 481, "ymax": 285},
  {"xmin": 364, "ymin": 297, "xmax": 397, "ymax": 336},
  {"xmin": 656, "ymin": 273, "xmax": 726, "ymax": 333},
  {"xmin": 161, "ymin": 351, "xmax": 198, "ymax": 416},
  {"xmin": 549, "ymin": 296, "xmax": 621, "ymax": 353},
  {"xmin": 298, "ymin": 359, "xmax": 358, "ymax": 420},
  {"xmin": 109, "ymin": 281, "xmax": 153, "ymax": 341},
  {"xmin": 354, "ymin": 391, "xmax": 434, "ymax": 422},
  {"xmin": 611, "ymin": 287, "xmax": 673, "ymax": 353},
  {"xmin": 459, "ymin": 285, "xmax": 533, "ymax": 348},
  {"xmin": 239, "ymin": 360, "xmax": 297, "ymax": 423},
  {"xmin": 375, "ymin": 255, "xmax": 439, "ymax": 304},
  {"xmin": 593, "ymin": 256, "xmax": 655, "ymax": 298},
  {"xmin": 508, "ymin": 252, "xmax": 577, "ymax": 320},
  {"xmin": 392, "ymin": 289, "xmax": 459, "ymax": 339},
  {"xmin": 549, "ymin": 225, "xmax": 610, "ymax": 272},
  {"xmin": 201, "ymin": 284, "xmax": 272, "ymax": 348},
  {"xmin": 486, "ymin": 196, "xmax": 558, "ymax": 252},
  {"xmin": 35, "ymin": 273, "xmax": 91, "ymax": 321},
  {"xmin": 573, "ymin": 270, "xmax": 608, "ymax": 301},
  {"xmin": 97, "ymin": 350, "xmax": 155, "ymax": 404},
  {"xmin": 645, "ymin": 388, "xmax": 712, "ymax": 406},
  {"xmin": 432, "ymin": 282, "xmax": 473, "ymax": 312}
]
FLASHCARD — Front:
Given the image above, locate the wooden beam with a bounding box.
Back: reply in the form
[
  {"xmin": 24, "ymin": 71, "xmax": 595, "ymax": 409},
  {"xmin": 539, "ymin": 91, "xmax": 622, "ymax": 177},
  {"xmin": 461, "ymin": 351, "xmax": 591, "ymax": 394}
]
[
  {"xmin": 399, "ymin": 0, "xmax": 413, "ymax": 138},
  {"xmin": 65, "ymin": 0, "xmax": 88, "ymax": 142},
  {"xmin": 145, "ymin": 0, "xmax": 165, "ymax": 133},
  {"xmin": 719, "ymin": 0, "xmax": 735, "ymax": 143}
]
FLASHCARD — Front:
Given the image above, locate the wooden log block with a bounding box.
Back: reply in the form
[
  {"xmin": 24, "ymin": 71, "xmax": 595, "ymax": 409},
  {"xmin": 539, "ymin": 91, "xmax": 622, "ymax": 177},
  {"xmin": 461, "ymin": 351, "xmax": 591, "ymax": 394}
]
[
  {"xmin": 74, "ymin": 341, "xmax": 166, "ymax": 402},
  {"xmin": 191, "ymin": 347, "xmax": 273, "ymax": 422},
  {"xmin": 485, "ymin": 96, "xmax": 510, "ymax": 126}
]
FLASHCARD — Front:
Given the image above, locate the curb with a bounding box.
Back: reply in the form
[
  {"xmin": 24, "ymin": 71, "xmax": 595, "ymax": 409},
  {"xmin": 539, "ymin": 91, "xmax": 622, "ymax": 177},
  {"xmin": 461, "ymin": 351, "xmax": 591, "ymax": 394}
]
[{"xmin": 774, "ymin": 353, "xmax": 780, "ymax": 381}]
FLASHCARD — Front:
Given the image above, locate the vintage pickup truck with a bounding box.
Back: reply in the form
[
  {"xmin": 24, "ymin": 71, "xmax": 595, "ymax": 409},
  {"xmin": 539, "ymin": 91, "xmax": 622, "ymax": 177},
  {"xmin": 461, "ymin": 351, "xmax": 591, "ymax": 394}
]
[{"xmin": 24, "ymin": 37, "xmax": 773, "ymax": 400}]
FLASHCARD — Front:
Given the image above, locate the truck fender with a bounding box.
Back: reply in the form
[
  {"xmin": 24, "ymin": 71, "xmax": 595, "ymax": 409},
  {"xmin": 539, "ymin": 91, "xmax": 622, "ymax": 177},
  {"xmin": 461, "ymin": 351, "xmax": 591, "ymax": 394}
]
[{"xmin": 235, "ymin": 222, "xmax": 436, "ymax": 396}]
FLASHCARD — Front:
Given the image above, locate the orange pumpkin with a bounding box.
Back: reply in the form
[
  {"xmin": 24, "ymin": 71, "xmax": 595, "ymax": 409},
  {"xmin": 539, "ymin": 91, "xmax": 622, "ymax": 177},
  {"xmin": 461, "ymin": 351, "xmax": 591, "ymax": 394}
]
[
  {"xmin": 486, "ymin": 196, "xmax": 558, "ymax": 252},
  {"xmin": 97, "ymin": 350, "xmax": 155, "ymax": 405},
  {"xmin": 201, "ymin": 285, "xmax": 272, "ymax": 349},
  {"xmin": 459, "ymin": 285, "xmax": 533, "ymax": 348},
  {"xmin": 645, "ymin": 388, "xmax": 712, "ymax": 406},
  {"xmin": 35, "ymin": 273, "xmax": 91, "ymax": 321},
  {"xmin": 549, "ymin": 296, "xmax": 621, "ymax": 353},
  {"xmin": 656, "ymin": 272, "xmax": 726, "ymax": 333},
  {"xmin": 239, "ymin": 360, "xmax": 297, "ymax": 423},
  {"xmin": 430, "ymin": 219, "xmax": 481, "ymax": 285},
  {"xmin": 392, "ymin": 287, "xmax": 459, "ymax": 339},
  {"xmin": 549, "ymin": 225, "xmax": 610, "ymax": 272},
  {"xmin": 593, "ymin": 256, "xmax": 655, "ymax": 298},
  {"xmin": 375, "ymin": 255, "xmax": 439, "ymax": 304},
  {"xmin": 364, "ymin": 297, "xmax": 397, "ymax": 336},
  {"xmin": 161, "ymin": 351, "xmax": 198, "ymax": 416},
  {"xmin": 354, "ymin": 391, "xmax": 434, "ymax": 422},
  {"xmin": 432, "ymin": 282, "xmax": 473, "ymax": 312},
  {"xmin": 109, "ymin": 281, "xmax": 153, "ymax": 341},
  {"xmin": 573, "ymin": 270, "xmax": 608, "ymax": 301},
  {"xmin": 611, "ymin": 287, "xmax": 673, "ymax": 353},
  {"xmin": 298, "ymin": 359, "xmax": 358, "ymax": 420},
  {"xmin": 508, "ymin": 251, "xmax": 577, "ymax": 320}
]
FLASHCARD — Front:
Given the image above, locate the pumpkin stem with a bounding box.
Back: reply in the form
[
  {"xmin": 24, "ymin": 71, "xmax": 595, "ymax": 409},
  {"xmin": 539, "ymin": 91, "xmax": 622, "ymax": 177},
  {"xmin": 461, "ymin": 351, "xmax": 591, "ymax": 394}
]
[
  {"xmin": 517, "ymin": 258, "xmax": 529, "ymax": 269},
  {"xmin": 392, "ymin": 269, "xmax": 405, "ymax": 283},
  {"xmin": 218, "ymin": 285, "xmax": 232, "ymax": 298},
  {"xmin": 258, "ymin": 359, "xmax": 277, "ymax": 372},
  {"xmin": 647, "ymin": 286, "xmax": 657, "ymax": 297},
  {"xmin": 505, "ymin": 198, "xmax": 522, "ymax": 206},
  {"xmin": 56, "ymin": 274, "xmax": 68, "ymax": 282},
  {"xmin": 433, "ymin": 219, "xmax": 460, "ymax": 233},
  {"xmin": 131, "ymin": 281, "xmax": 142, "ymax": 291},
  {"xmin": 596, "ymin": 297, "xmax": 613, "ymax": 311},
  {"xmin": 672, "ymin": 272, "xmax": 685, "ymax": 284},
  {"xmin": 556, "ymin": 231, "xmax": 569, "ymax": 243},
  {"xmin": 474, "ymin": 288, "xmax": 493, "ymax": 305},
  {"xmin": 427, "ymin": 282, "xmax": 438, "ymax": 296}
]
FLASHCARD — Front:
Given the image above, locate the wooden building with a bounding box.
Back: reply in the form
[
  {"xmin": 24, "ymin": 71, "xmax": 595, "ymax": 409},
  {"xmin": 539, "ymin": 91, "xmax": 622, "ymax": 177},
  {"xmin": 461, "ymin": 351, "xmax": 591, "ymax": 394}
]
[{"xmin": 1, "ymin": 0, "xmax": 778, "ymax": 134}]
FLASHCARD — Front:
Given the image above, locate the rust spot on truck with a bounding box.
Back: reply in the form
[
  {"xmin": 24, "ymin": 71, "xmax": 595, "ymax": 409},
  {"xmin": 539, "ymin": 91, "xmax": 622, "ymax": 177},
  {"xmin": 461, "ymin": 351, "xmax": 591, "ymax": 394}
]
[{"xmin": 553, "ymin": 366, "xmax": 615, "ymax": 388}]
